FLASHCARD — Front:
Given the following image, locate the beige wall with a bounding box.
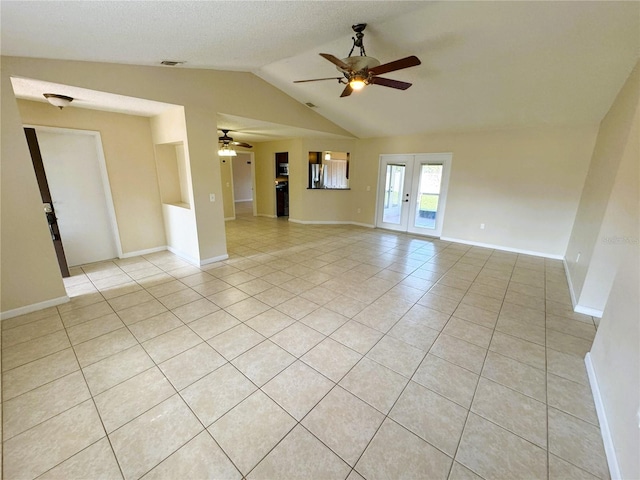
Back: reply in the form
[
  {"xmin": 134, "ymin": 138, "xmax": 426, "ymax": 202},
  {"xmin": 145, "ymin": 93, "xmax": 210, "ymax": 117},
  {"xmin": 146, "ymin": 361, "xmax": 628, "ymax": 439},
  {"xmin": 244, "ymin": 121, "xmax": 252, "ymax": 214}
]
[
  {"xmin": 565, "ymin": 62, "xmax": 640, "ymax": 312},
  {"xmin": 150, "ymin": 106, "xmax": 201, "ymax": 262},
  {"xmin": 249, "ymin": 127, "xmax": 596, "ymax": 258},
  {"xmin": 291, "ymin": 138, "xmax": 358, "ymax": 223},
  {"xmin": 1, "ymin": 55, "xmax": 350, "ymax": 314},
  {"xmin": 1, "ymin": 72, "xmax": 67, "ymax": 313},
  {"xmin": 578, "ymin": 64, "xmax": 639, "ymax": 479},
  {"xmin": 17, "ymin": 99, "xmax": 166, "ymax": 255},
  {"xmin": 353, "ymin": 127, "xmax": 597, "ymax": 256}
]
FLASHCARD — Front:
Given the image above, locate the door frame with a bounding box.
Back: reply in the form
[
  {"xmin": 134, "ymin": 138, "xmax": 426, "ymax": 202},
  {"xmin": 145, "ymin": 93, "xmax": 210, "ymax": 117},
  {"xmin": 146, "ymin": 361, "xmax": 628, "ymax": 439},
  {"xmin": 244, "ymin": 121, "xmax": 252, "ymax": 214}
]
[
  {"xmin": 26, "ymin": 125, "xmax": 124, "ymax": 259},
  {"xmin": 375, "ymin": 152, "xmax": 452, "ymax": 237}
]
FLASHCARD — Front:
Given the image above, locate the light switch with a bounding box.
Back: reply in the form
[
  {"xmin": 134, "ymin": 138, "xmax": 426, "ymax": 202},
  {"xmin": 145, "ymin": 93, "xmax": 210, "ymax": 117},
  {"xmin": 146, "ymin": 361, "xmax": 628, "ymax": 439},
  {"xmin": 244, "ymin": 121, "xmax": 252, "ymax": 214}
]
[{"xmin": 209, "ymin": 194, "xmax": 215, "ymax": 202}]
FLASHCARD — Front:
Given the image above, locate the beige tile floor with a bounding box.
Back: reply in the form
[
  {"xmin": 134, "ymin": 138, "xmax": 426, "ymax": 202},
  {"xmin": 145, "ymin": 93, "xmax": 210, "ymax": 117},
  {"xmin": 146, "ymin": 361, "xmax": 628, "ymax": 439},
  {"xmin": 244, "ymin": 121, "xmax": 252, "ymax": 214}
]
[{"xmin": 1, "ymin": 213, "xmax": 609, "ymax": 480}]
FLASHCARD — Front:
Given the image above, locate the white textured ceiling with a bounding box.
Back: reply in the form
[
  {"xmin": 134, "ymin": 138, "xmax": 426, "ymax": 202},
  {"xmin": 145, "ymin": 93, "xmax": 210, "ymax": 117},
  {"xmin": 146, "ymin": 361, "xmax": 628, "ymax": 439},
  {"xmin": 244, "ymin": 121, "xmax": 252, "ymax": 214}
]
[{"xmin": 2, "ymin": 1, "xmax": 639, "ymax": 139}]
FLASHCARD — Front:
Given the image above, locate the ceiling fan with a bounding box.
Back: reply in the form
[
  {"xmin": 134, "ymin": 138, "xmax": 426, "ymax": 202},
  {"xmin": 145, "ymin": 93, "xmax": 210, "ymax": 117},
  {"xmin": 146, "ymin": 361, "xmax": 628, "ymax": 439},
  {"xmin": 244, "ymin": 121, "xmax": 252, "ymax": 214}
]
[
  {"xmin": 294, "ymin": 23, "xmax": 421, "ymax": 97},
  {"xmin": 218, "ymin": 129, "xmax": 252, "ymax": 157},
  {"xmin": 219, "ymin": 129, "xmax": 252, "ymax": 149}
]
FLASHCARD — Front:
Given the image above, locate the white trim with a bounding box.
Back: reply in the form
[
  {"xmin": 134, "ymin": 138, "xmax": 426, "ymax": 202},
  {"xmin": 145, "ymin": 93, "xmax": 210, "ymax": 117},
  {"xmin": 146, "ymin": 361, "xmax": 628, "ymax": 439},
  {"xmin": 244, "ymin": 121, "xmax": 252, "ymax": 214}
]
[
  {"xmin": 440, "ymin": 236, "xmax": 564, "ymax": 259},
  {"xmin": 575, "ymin": 305, "xmax": 604, "ymax": 318},
  {"xmin": 93, "ymin": 131, "xmax": 124, "ymax": 258},
  {"xmin": 288, "ymin": 219, "xmax": 372, "ymax": 227},
  {"xmin": 564, "ymin": 258, "xmax": 579, "ymax": 307},
  {"xmin": 250, "ymin": 152, "xmax": 257, "ymax": 217},
  {"xmin": 585, "ymin": 353, "xmax": 620, "ymax": 480},
  {"xmin": 199, "ymin": 254, "xmax": 229, "ymax": 266},
  {"xmin": 352, "ymin": 222, "xmax": 375, "ymax": 228},
  {"xmin": 288, "ymin": 219, "xmax": 374, "ymax": 228},
  {"xmin": 1, "ymin": 295, "xmax": 69, "ymax": 321},
  {"xmin": 166, "ymin": 246, "xmax": 200, "ymax": 267},
  {"xmin": 257, "ymin": 213, "xmax": 277, "ymax": 219},
  {"xmin": 234, "ymin": 198, "xmax": 253, "ymax": 203},
  {"xmin": 224, "ymin": 217, "xmax": 236, "ymax": 221},
  {"xmin": 120, "ymin": 246, "xmax": 167, "ymax": 259},
  {"xmin": 563, "ymin": 259, "xmax": 604, "ymax": 318}
]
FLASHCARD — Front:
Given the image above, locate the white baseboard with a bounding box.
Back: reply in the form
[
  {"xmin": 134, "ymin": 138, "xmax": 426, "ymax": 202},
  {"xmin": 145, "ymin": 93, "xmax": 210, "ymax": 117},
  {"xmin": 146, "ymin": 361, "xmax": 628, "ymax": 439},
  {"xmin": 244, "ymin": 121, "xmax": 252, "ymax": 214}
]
[
  {"xmin": 439, "ymin": 237, "xmax": 564, "ymax": 260},
  {"xmin": 288, "ymin": 218, "xmax": 374, "ymax": 228},
  {"xmin": 1, "ymin": 295, "xmax": 70, "ymax": 321},
  {"xmin": 585, "ymin": 352, "xmax": 620, "ymax": 479},
  {"xmin": 234, "ymin": 199, "xmax": 253, "ymax": 203},
  {"xmin": 352, "ymin": 222, "xmax": 375, "ymax": 228},
  {"xmin": 199, "ymin": 254, "xmax": 229, "ymax": 266},
  {"xmin": 575, "ymin": 305, "xmax": 604, "ymax": 318},
  {"xmin": 166, "ymin": 246, "xmax": 200, "ymax": 267},
  {"xmin": 224, "ymin": 217, "xmax": 236, "ymax": 221},
  {"xmin": 257, "ymin": 213, "xmax": 277, "ymax": 219},
  {"xmin": 119, "ymin": 246, "xmax": 167, "ymax": 259}
]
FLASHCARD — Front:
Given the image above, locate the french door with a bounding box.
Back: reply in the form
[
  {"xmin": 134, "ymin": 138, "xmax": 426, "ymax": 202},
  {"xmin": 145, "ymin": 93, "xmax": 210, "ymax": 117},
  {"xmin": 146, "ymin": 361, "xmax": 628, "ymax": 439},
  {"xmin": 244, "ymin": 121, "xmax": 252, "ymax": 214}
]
[{"xmin": 376, "ymin": 153, "xmax": 452, "ymax": 237}]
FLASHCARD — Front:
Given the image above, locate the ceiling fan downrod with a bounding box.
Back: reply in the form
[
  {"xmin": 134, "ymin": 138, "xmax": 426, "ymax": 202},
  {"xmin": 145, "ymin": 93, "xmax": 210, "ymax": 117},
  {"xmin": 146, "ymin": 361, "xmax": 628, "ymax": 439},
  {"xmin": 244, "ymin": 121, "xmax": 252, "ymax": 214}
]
[{"xmin": 348, "ymin": 23, "xmax": 367, "ymax": 57}]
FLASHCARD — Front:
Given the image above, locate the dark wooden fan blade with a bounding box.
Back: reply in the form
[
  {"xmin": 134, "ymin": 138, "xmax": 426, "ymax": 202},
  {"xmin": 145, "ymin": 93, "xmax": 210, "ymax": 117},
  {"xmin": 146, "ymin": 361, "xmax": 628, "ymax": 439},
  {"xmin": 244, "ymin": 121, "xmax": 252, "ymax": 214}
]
[
  {"xmin": 340, "ymin": 84, "xmax": 353, "ymax": 97},
  {"xmin": 319, "ymin": 53, "xmax": 351, "ymax": 71},
  {"xmin": 231, "ymin": 142, "xmax": 253, "ymax": 148},
  {"xmin": 369, "ymin": 77, "xmax": 412, "ymax": 90},
  {"xmin": 294, "ymin": 77, "xmax": 343, "ymax": 83},
  {"xmin": 369, "ymin": 56, "xmax": 421, "ymax": 76}
]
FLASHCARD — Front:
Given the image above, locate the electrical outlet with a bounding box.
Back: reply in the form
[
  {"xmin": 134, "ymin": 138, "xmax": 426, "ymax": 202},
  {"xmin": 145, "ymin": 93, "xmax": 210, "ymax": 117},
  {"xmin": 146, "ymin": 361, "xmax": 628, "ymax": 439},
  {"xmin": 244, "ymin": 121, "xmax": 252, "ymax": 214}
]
[
  {"xmin": 209, "ymin": 193, "xmax": 215, "ymax": 202},
  {"xmin": 357, "ymin": 208, "xmax": 361, "ymax": 214},
  {"xmin": 480, "ymin": 223, "xmax": 485, "ymax": 230},
  {"xmin": 366, "ymin": 186, "xmax": 371, "ymax": 191}
]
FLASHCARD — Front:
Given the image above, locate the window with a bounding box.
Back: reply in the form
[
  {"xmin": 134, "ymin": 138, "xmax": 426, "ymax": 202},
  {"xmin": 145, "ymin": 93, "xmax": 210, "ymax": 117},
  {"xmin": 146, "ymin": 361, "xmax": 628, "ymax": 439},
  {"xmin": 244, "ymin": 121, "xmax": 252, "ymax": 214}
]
[{"xmin": 308, "ymin": 151, "xmax": 350, "ymax": 189}]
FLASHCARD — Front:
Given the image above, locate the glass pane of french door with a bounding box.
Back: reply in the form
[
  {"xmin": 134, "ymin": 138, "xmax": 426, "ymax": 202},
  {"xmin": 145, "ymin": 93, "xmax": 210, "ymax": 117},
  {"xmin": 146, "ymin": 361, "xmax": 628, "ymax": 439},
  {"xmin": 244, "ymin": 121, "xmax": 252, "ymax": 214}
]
[
  {"xmin": 382, "ymin": 164, "xmax": 406, "ymax": 225},
  {"xmin": 413, "ymin": 164, "xmax": 443, "ymax": 230}
]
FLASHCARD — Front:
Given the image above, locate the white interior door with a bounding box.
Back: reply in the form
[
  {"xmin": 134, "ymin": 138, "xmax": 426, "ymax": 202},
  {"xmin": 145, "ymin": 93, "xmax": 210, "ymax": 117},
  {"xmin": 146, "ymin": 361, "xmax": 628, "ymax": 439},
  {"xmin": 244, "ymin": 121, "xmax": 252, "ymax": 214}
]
[
  {"xmin": 36, "ymin": 128, "xmax": 119, "ymax": 266},
  {"xmin": 376, "ymin": 155, "xmax": 414, "ymax": 231},
  {"xmin": 377, "ymin": 153, "xmax": 452, "ymax": 237}
]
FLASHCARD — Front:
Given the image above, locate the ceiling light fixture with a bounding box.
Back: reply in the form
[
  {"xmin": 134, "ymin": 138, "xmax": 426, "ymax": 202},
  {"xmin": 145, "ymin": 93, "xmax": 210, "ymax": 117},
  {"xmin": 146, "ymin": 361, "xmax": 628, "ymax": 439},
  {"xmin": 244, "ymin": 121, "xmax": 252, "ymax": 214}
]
[
  {"xmin": 349, "ymin": 75, "xmax": 367, "ymax": 91},
  {"xmin": 325, "ymin": 152, "xmax": 331, "ymax": 160},
  {"xmin": 43, "ymin": 93, "xmax": 73, "ymax": 109},
  {"xmin": 218, "ymin": 145, "xmax": 237, "ymax": 157}
]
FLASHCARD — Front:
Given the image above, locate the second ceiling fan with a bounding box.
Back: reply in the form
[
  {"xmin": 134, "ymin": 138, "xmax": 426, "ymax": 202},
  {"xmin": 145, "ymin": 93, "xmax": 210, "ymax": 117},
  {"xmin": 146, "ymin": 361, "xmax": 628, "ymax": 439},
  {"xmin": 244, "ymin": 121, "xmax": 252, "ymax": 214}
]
[{"xmin": 294, "ymin": 23, "xmax": 421, "ymax": 97}]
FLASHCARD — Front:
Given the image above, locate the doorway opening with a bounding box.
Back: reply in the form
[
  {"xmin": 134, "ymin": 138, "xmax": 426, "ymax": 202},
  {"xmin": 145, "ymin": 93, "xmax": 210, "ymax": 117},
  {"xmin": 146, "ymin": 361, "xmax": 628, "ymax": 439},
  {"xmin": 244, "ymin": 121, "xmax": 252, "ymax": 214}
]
[
  {"xmin": 275, "ymin": 152, "xmax": 289, "ymax": 217},
  {"xmin": 230, "ymin": 152, "xmax": 256, "ymax": 217},
  {"xmin": 376, "ymin": 153, "xmax": 452, "ymax": 237},
  {"xmin": 24, "ymin": 126, "xmax": 122, "ymax": 269}
]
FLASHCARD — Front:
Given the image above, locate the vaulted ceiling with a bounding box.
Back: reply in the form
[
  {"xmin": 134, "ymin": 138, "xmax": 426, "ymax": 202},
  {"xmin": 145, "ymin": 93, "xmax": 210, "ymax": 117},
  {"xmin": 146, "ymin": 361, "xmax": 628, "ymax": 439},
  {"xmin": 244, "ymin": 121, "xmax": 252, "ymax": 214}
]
[{"xmin": 2, "ymin": 1, "xmax": 638, "ymax": 139}]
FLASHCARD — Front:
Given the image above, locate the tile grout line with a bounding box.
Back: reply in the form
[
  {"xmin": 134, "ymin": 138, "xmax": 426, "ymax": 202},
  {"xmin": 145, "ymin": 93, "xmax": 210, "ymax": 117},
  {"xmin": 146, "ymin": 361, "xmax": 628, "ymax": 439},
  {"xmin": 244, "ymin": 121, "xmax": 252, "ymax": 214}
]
[{"xmin": 446, "ymin": 249, "xmax": 517, "ymax": 480}]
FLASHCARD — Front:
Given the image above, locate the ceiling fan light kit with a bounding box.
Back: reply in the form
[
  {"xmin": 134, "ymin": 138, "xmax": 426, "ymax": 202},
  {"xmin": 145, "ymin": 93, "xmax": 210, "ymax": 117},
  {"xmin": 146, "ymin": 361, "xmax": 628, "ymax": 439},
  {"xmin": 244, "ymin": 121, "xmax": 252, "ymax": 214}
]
[
  {"xmin": 218, "ymin": 129, "xmax": 252, "ymax": 156},
  {"xmin": 294, "ymin": 23, "xmax": 421, "ymax": 97},
  {"xmin": 218, "ymin": 146, "xmax": 237, "ymax": 157}
]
